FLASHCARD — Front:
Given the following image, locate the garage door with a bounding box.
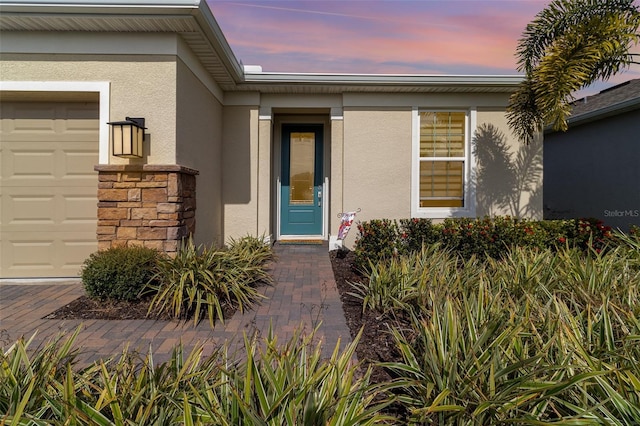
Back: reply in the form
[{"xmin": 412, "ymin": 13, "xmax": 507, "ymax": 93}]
[{"xmin": 0, "ymin": 101, "xmax": 99, "ymax": 278}]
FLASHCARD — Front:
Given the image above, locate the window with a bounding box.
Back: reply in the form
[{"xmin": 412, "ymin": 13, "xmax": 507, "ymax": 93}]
[{"xmin": 412, "ymin": 108, "xmax": 476, "ymax": 218}]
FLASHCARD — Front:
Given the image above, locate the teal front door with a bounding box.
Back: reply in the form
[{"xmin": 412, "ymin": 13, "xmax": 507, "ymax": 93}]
[{"xmin": 280, "ymin": 124, "xmax": 323, "ymax": 236}]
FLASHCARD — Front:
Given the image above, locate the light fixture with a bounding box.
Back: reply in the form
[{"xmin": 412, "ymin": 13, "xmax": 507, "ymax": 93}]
[{"xmin": 108, "ymin": 117, "xmax": 146, "ymax": 158}]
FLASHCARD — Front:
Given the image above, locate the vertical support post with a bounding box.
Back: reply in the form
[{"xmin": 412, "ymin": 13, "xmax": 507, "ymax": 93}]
[
  {"xmin": 330, "ymin": 107, "xmax": 344, "ymax": 241},
  {"xmin": 257, "ymin": 107, "xmax": 272, "ymax": 240}
]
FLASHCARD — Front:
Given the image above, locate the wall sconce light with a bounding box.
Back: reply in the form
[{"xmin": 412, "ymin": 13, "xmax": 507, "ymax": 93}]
[{"xmin": 107, "ymin": 117, "xmax": 146, "ymax": 158}]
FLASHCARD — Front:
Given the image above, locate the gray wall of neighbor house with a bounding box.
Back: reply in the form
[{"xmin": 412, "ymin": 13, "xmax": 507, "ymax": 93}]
[{"xmin": 544, "ymin": 109, "xmax": 640, "ymax": 231}]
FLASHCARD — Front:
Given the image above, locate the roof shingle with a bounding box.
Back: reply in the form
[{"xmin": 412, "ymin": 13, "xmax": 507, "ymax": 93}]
[{"xmin": 570, "ymin": 79, "xmax": 640, "ymax": 117}]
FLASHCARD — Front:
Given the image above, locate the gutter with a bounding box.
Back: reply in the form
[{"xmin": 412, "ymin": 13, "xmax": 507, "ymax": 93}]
[
  {"xmin": 243, "ymin": 72, "xmax": 523, "ymax": 87},
  {"xmin": 0, "ymin": 0, "xmax": 202, "ymax": 13}
]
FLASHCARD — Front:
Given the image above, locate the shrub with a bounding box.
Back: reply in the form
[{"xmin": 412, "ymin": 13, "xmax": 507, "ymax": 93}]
[
  {"xmin": 440, "ymin": 217, "xmax": 499, "ymax": 259},
  {"xmin": 353, "ymin": 219, "xmax": 400, "ymax": 272},
  {"xmin": 81, "ymin": 246, "xmax": 160, "ymax": 301},
  {"xmin": 397, "ymin": 218, "xmax": 440, "ymax": 253},
  {"xmin": 574, "ymin": 217, "xmax": 613, "ymax": 253},
  {"xmin": 353, "ymin": 216, "xmax": 618, "ymax": 267},
  {"xmin": 147, "ymin": 236, "xmax": 272, "ymax": 327}
]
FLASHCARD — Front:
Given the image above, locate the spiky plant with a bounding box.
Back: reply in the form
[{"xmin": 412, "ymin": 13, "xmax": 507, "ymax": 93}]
[
  {"xmin": 147, "ymin": 236, "xmax": 271, "ymax": 327},
  {"xmin": 0, "ymin": 329, "xmax": 81, "ymax": 424},
  {"xmin": 380, "ymin": 244, "xmax": 640, "ymax": 424},
  {"xmin": 195, "ymin": 328, "xmax": 394, "ymax": 425},
  {"xmin": 2, "ymin": 327, "xmax": 392, "ymax": 425}
]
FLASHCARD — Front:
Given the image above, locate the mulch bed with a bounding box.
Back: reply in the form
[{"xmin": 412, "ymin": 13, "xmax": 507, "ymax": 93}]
[
  {"xmin": 329, "ymin": 249, "xmax": 407, "ymax": 384},
  {"xmin": 43, "ymin": 295, "xmax": 236, "ymax": 322}
]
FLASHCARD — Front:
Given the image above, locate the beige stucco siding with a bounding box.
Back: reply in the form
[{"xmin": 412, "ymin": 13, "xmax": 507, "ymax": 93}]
[
  {"xmin": 176, "ymin": 59, "xmax": 224, "ymax": 245},
  {"xmin": 338, "ymin": 103, "xmax": 541, "ymax": 249},
  {"xmin": 222, "ymin": 105, "xmax": 260, "ymax": 241},
  {"xmin": 0, "ymin": 53, "xmax": 178, "ymax": 164},
  {"xmin": 474, "ymin": 110, "xmax": 543, "ymax": 219},
  {"xmin": 342, "ymin": 108, "xmax": 413, "ymax": 245}
]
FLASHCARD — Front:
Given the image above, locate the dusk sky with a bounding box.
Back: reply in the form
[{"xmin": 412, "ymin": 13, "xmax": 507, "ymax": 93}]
[{"xmin": 207, "ymin": 0, "xmax": 640, "ymax": 96}]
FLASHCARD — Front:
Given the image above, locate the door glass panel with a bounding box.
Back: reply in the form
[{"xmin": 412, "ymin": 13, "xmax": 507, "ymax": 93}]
[{"xmin": 289, "ymin": 132, "xmax": 315, "ymax": 205}]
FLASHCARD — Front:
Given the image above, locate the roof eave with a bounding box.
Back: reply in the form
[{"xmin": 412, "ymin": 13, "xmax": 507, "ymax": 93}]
[
  {"xmin": 545, "ymin": 97, "xmax": 640, "ymax": 133},
  {"xmin": 0, "ymin": 0, "xmax": 202, "ymax": 15},
  {"xmin": 237, "ymin": 73, "xmax": 524, "ymax": 93},
  {"xmin": 243, "ymin": 72, "xmax": 523, "ymax": 86},
  {"xmin": 191, "ymin": 0, "xmax": 244, "ymax": 82},
  {"xmin": 0, "ymin": 0, "xmax": 246, "ymax": 84}
]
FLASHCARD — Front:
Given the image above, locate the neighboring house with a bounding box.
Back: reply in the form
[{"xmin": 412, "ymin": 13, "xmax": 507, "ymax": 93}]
[
  {"xmin": 0, "ymin": 0, "xmax": 541, "ymax": 279},
  {"xmin": 544, "ymin": 79, "xmax": 640, "ymax": 231}
]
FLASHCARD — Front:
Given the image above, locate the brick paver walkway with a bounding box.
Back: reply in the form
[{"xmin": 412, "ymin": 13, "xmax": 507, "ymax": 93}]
[{"xmin": 0, "ymin": 243, "xmax": 352, "ymax": 366}]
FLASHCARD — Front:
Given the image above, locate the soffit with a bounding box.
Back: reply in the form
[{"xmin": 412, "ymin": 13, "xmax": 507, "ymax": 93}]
[
  {"xmin": 234, "ymin": 74, "xmax": 522, "ymax": 94},
  {"xmin": 232, "ymin": 83, "xmax": 519, "ymax": 94}
]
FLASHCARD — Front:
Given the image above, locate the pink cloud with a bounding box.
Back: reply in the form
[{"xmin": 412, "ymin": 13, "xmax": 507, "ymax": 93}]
[{"xmin": 208, "ymin": 0, "xmax": 638, "ymax": 79}]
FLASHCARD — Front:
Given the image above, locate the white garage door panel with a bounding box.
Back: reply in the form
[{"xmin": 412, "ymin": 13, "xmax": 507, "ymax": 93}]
[{"xmin": 0, "ymin": 101, "xmax": 99, "ymax": 278}]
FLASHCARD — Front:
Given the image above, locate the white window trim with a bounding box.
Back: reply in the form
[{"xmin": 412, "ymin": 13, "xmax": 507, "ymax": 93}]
[{"xmin": 411, "ymin": 107, "xmax": 477, "ymax": 219}]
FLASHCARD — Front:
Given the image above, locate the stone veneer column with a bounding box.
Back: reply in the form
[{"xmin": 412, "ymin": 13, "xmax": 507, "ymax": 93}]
[{"xmin": 94, "ymin": 165, "xmax": 198, "ymax": 254}]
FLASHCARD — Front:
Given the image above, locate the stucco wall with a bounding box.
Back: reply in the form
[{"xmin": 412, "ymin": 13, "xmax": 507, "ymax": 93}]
[
  {"xmin": 0, "ymin": 53, "xmax": 177, "ymax": 164},
  {"xmin": 221, "ymin": 105, "xmax": 260, "ymax": 241},
  {"xmin": 544, "ymin": 109, "xmax": 640, "ymax": 231},
  {"xmin": 342, "ymin": 108, "xmax": 413, "ymax": 246},
  {"xmin": 475, "ymin": 110, "xmax": 543, "ymax": 219},
  {"xmin": 176, "ymin": 59, "xmax": 224, "ymax": 246},
  {"xmin": 336, "ymin": 103, "xmax": 542, "ymax": 247}
]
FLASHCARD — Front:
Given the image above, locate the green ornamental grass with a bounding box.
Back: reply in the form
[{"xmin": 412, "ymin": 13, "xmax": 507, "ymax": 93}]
[
  {"xmin": 1, "ymin": 328, "xmax": 392, "ymax": 425},
  {"xmin": 146, "ymin": 236, "xmax": 274, "ymax": 328},
  {"xmin": 366, "ymin": 237, "xmax": 640, "ymax": 424},
  {"xmin": 4, "ymin": 224, "xmax": 639, "ymax": 424}
]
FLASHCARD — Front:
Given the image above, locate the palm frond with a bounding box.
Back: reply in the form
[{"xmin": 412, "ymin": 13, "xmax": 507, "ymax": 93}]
[{"xmin": 508, "ymin": 0, "xmax": 640, "ymax": 143}]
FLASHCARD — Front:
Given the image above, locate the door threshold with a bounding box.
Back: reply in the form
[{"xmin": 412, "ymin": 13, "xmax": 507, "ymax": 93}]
[{"xmin": 278, "ymin": 237, "xmax": 325, "ymax": 245}]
